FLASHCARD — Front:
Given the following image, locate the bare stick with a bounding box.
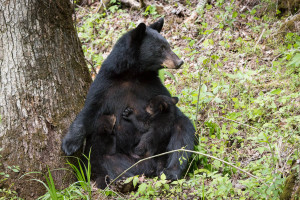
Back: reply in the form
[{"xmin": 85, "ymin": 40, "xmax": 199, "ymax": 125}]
[
  {"xmin": 105, "ymin": 148, "xmax": 266, "ymax": 190},
  {"xmin": 120, "ymin": 0, "xmax": 140, "ymax": 9},
  {"xmin": 85, "ymin": 58, "xmax": 97, "ymax": 76},
  {"xmin": 195, "ymin": 68, "xmax": 203, "ymax": 125},
  {"xmin": 184, "ymin": 154, "xmax": 197, "ymax": 179},
  {"xmin": 254, "ymin": 28, "xmax": 265, "ymax": 50},
  {"xmin": 184, "ymin": 0, "xmax": 208, "ymax": 23}
]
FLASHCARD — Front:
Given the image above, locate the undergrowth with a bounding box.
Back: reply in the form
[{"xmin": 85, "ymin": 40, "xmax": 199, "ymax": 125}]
[
  {"xmin": 21, "ymin": 153, "xmax": 94, "ymax": 200},
  {"xmin": 29, "ymin": 0, "xmax": 300, "ymax": 199}
]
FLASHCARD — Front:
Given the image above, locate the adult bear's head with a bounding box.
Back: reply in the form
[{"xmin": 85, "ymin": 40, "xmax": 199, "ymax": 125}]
[
  {"xmin": 138, "ymin": 18, "xmax": 184, "ymax": 71},
  {"xmin": 102, "ymin": 18, "xmax": 184, "ymax": 75}
]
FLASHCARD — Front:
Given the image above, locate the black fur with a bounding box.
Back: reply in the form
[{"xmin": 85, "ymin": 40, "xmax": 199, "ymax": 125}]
[
  {"xmin": 123, "ymin": 95, "xmax": 179, "ymax": 158},
  {"xmin": 84, "ymin": 115, "xmax": 156, "ymax": 188},
  {"xmin": 62, "ymin": 18, "xmax": 195, "ymax": 187}
]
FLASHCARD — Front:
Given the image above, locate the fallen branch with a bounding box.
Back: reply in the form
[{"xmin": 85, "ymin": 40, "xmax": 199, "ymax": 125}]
[
  {"xmin": 120, "ymin": 0, "xmax": 142, "ymax": 10},
  {"xmin": 272, "ymin": 13, "xmax": 300, "ymax": 37},
  {"xmin": 95, "ymin": 0, "xmax": 109, "ymax": 13},
  {"xmin": 184, "ymin": 0, "xmax": 208, "ymax": 23},
  {"xmin": 254, "ymin": 28, "xmax": 265, "ymax": 50},
  {"xmin": 95, "ymin": 0, "xmax": 146, "ymax": 13}
]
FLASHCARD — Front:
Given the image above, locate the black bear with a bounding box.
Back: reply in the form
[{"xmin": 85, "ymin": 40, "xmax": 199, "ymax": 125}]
[
  {"xmin": 84, "ymin": 115, "xmax": 156, "ymax": 189},
  {"xmin": 62, "ymin": 18, "xmax": 195, "ymax": 184},
  {"xmin": 123, "ymin": 95, "xmax": 179, "ymax": 158}
]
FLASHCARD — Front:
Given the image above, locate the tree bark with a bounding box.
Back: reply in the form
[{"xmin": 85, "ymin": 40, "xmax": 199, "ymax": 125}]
[
  {"xmin": 0, "ymin": 0, "xmax": 91, "ymax": 198},
  {"xmin": 280, "ymin": 161, "xmax": 300, "ymax": 200}
]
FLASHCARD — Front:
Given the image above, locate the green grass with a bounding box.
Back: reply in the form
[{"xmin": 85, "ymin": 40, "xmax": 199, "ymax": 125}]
[
  {"xmin": 22, "ymin": 154, "xmax": 93, "ymax": 200},
  {"xmin": 33, "ymin": 1, "xmax": 300, "ymax": 199}
]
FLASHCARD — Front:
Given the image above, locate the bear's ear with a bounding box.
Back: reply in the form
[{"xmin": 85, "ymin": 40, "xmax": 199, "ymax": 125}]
[
  {"xmin": 159, "ymin": 101, "xmax": 168, "ymax": 112},
  {"xmin": 171, "ymin": 97, "xmax": 179, "ymax": 104},
  {"xmin": 149, "ymin": 18, "xmax": 164, "ymax": 33},
  {"xmin": 131, "ymin": 23, "xmax": 146, "ymax": 43}
]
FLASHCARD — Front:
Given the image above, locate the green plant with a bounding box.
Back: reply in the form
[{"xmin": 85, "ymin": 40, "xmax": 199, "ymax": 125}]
[
  {"xmin": 142, "ymin": 5, "xmax": 161, "ymax": 18},
  {"xmin": 71, "ymin": 2, "xmax": 300, "ymax": 199},
  {"xmin": 158, "ymin": 69, "xmax": 177, "ymax": 84},
  {"xmin": 27, "ymin": 168, "xmax": 59, "ymax": 200},
  {"xmin": 66, "ymin": 152, "xmax": 92, "ymax": 198},
  {"xmin": 0, "ymin": 148, "xmax": 21, "ymax": 199},
  {"xmin": 132, "ymin": 173, "xmax": 171, "ymax": 198},
  {"xmin": 23, "ymin": 153, "xmax": 93, "ymax": 200}
]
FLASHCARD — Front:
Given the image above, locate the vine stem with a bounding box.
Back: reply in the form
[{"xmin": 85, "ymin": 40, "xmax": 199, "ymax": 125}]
[
  {"xmin": 195, "ymin": 68, "xmax": 203, "ymax": 125},
  {"xmin": 105, "ymin": 148, "xmax": 266, "ymax": 190}
]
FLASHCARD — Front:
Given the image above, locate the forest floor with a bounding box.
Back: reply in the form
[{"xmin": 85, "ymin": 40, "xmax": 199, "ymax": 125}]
[{"xmin": 71, "ymin": 0, "xmax": 299, "ymax": 199}]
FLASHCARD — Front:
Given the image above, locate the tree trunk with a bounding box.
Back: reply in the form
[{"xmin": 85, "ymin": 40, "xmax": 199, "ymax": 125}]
[
  {"xmin": 0, "ymin": 0, "xmax": 92, "ymax": 198},
  {"xmin": 280, "ymin": 161, "xmax": 300, "ymax": 200}
]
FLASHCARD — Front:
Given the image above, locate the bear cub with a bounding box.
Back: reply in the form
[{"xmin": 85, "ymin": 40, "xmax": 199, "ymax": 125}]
[
  {"xmin": 84, "ymin": 115, "xmax": 116, "ymax": 157},
  {"xmin": 123, "ymin": 95, "xmax": 179, "ymax": 158},
  {"xmin": 84, "ymin": 114, "xmax": 157, "ymax": 189}
]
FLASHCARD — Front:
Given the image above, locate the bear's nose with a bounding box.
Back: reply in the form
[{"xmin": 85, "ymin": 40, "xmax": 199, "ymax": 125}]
[{"xmin": 176, "ymin": 60, "xmax": 184, "ymax": 68}]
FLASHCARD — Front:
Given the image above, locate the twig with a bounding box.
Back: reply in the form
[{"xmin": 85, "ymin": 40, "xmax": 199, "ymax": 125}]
[
  {"xmin": 105, "ymin": 148, "xmax": 266, "ymax": 190},
  {"xmin": 184, "ymin": 0, "xmax": 208, "ymax": 23},
  {"xmin": 95, "ymin": 1, "xmax": 102, "ymax": 13},
  {"xmin": 195, "ymin": 68, "xmax": 203, "ymax": 125},
  {"xmin": 184, "ymin": 154, "xmax": 197, "ymax": 179},
  {"xmin": 281, "ymin": 149, "xmax": 295, "ymax": 177},
  {"xmin": 275, "ymin": 137, "xmax": 283, "ymax": 174},
  {"xmin": 271, "ymin": 53, "xmax": 282, "ymax": 68},
  {"xmin": 276, "ymin": 0, "xmax": 278, "ymax": 16},
  {"xmin": 218, "ymin": 116, "xmax": 260, "ymax": 130},
  {"xmin": 120, "ymin": 0, "xmax": 141, "ymax": 10},
  {"xmin": 85, "ymin": 58, "xmax": 97, "ymax": 75},
  {"xmin": 96, "ymin": 0, "xmax": 108, "ymax": 15},
  {"xmin": 254, "ymin": 28, "xmax": 265, "ymax": 50}
]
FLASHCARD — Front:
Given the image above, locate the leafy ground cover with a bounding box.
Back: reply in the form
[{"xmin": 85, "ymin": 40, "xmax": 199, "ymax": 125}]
[
  {"xmin": 70, "ymin": 0, "xmax": 300, "ymax": 199},
  {"xmin": 1, "ymin": 0, "xmax": 295, "ymax": 199}
]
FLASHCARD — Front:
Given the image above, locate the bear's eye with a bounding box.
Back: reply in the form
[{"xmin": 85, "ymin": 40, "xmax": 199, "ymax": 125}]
[{"xmin": 160, "ymin": 45, "xmax": 166, "ymax": 51}]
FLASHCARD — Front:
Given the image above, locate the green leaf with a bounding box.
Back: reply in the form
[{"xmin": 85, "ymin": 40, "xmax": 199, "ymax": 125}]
[
  {"xmin": 158, "ymin": 69, "xmax": 165, "ymax": 83},
  {"xmin": 250, "ymin": 9, "xmax": 256, "ymax": 15},
  {"xmin": 124, "ymin": 176, "xmax": 133, "ymax": 184},
  {"xmin": 201, "ymin": 84, "xmax": 207, "ymax": 93},
  {"xmin": 133, "ymin": 176, "xmax": 139, "ymax": 188},
  {"xmin": 257, "ymin": 147, "xmax": 265, "ymax": 154},
  {"xmin": 206, "ymin": 4, "xmax": 213, "ymax": 10},
  {"xmin": 276, "ymin": 9, "xmax": 281, "ymax": 14},
  {"xmin": 214, "ymin": 97, "xmax": 223, "ymax": 104},
  {"xmin": 164, "ymin": 70, "xmax": 178, "ymax": 83},
  {"xmin": 105, "ymin": 190, "xmax": 115, "ymax": 196},
  {"xmin": 202, "ymin": 39, "xmax": 214, "ymax": 47},
  {"xmin": 12, "ymin": 168, "xmax": 19, "ymax": 172},
  {"xmin": 232, "ymin": 11, "xmax": 238, "ymax": 18},
  {"xmin": 287, "ymin": 53, "xmax": 300, "ymax": 67},
  {"xmin": 155, "ymin": 181, "xmax": 162, "ymax": 188},
  {"xmin": 138, "ymin": 183, "xmax": 147, "ymax": 193},
  {"xmin": 160, "ymin": 173, "xmax": 166, "ymax": 180},
  {"xmin": 270, "ymin": 89, "xmax": 281, "ymax": 95},
  {"xmin": 164, "ymin": 183, "xmax": 170, "ymax": 190}
]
